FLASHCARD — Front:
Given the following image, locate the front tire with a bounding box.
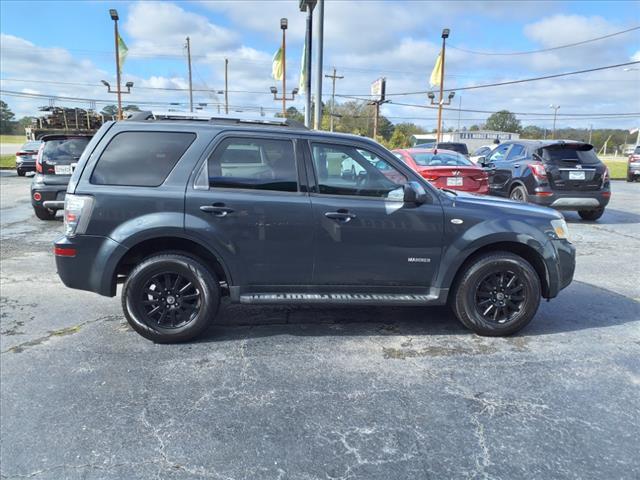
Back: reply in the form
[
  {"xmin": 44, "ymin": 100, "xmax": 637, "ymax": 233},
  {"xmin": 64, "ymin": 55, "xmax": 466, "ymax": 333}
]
[
  {"xmin": 122, "ymin": 254, "xmax": 220, "ymax": 343},
  {"xmin": 17, "ymin": 169, "xmax": 26, "ymax": 177},
  {"xmin": 451, "ymin": 252, "xmax": 541, "ymax": 336},
  {"xmin": 578, "ymin": 208, "xmax": 604, "ymax": 221},
  {"xmin": 33, "ymin": 205, "xmax": 56, "ymax": 220}
]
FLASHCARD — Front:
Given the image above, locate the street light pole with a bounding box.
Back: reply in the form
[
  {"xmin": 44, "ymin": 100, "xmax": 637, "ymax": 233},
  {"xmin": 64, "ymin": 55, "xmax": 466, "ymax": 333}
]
[
  {"xmin": 313, "ymin": 0, "xmax": 324, "ymax": 129},
  {"xmin": 224, "ymin": 58, "xmax": 229, "ymax": 114},
  {"xmin": 280, "ymin": 18, "xmax": 288, "ymax": 117},
  {"xmin": 110, "ymin": 9, "xmax": 123, "ymax": 120},
  {"xmin": 436, "ymin": 28, "xmax": 449, "ymax": 143},
  {"xmin": 550, "ymin": 104, "xmax": 560, "ymax": 139},
  {"xmin": 299, "ymin": 0, "xmax": 316, "ymax": 128},
  {"xmin": 186, "ymin": 37, "xmax": 193, "ymax": 112}
]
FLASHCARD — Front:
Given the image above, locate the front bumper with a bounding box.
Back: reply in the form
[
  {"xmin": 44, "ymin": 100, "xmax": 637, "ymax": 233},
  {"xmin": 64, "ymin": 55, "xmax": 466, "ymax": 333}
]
[
  {"xmin": 55, "ymin": 235, "xmax": 127, "ymax": 297},
  {"xmin": 551, "ymin": 239, "xmax": 576, "ymax": 293},
  {"xmin": 528, "ymin": 189, "xmax": 610, "ymax": 211}
]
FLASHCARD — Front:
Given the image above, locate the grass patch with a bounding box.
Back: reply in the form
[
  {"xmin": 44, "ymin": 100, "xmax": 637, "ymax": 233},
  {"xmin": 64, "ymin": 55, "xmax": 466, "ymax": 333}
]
[
  {"xmin": 0, "ymin": 154, "xmax": 15, "ymax": 169},
  {"xmin": 0, "ymin": 134, "xmax": 25, "ymax": 144},
  {"xmin": 603, "ymin": 160, "xmax": 627, "ymax": 180}
]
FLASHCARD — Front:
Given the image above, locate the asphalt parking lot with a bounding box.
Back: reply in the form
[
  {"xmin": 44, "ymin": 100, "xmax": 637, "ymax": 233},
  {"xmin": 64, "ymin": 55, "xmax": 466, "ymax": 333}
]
[{"xmin": 1, "ymin": 170, "xmax": 638, "ymax": 480}]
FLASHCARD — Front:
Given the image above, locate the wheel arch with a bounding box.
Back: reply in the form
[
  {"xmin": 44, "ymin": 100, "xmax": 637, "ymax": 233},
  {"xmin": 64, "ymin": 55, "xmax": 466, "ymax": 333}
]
[
  {"xmin": 111, "ymin": 235, "xmax": 232, "ymax": 296},
  {"xmin": 447, "ymin": 241, "xmax": 551, "ymax": 301}
]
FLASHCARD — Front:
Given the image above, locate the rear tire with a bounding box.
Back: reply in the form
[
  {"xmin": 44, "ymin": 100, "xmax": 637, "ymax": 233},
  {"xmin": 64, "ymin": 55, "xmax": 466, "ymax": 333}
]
[
  {"xmin": 451, "ymin": 252, "xmax": 541, "ymax": 336},
  {"xmin": 578, "ymin": 208, "xmax": 604, "ymax": 221},
  {"xmin": 122, "ymin": 253, "xmax": 220, "ymax": 343},
  {"xmin": 509, "ymin": 185, "xmax": 528, "ymax": 203},
  {"xmin": 33, "ymin": 206, "xmax": 56, "ymax": 221}
]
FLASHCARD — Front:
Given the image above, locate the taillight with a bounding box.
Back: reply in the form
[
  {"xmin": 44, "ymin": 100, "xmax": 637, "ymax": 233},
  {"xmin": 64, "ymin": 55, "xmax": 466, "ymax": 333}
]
[
  {"xmin": 421, "ymin": 172, "xmax": 439, "ymax": 181},
  {"xmin": 16, "ymin": 151, "xmax": 28, "ymax": 156},
  {"xmin": 603, "ymin": 167, "xmax": 609, "ymax": 183},
  {"xmin": 528, "ymin": 162, "xmax": 547, "ymax": 179},
  {"xmin": 64, "ymin": 194, "xmax": 94, "ymax": 237}
]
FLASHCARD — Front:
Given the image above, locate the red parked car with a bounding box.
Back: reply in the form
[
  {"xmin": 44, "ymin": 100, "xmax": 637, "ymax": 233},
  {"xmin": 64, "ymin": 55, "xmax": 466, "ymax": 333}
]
[{"xmin": 393, "ymin": 148, "xmax": 489, "ymax": 194}]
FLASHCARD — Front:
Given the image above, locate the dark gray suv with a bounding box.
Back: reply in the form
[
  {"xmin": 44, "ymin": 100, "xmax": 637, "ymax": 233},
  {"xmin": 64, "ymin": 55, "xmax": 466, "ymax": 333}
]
[{"xmin": 54, "ymin": 113, "xmax": 576, "ymax": 342}]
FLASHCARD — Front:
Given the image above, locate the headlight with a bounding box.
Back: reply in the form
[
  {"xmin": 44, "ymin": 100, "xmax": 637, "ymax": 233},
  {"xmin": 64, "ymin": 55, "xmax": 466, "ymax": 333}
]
[{"xmin": 550, "ymin": 218, "xmax": 569, "ymax": 241}]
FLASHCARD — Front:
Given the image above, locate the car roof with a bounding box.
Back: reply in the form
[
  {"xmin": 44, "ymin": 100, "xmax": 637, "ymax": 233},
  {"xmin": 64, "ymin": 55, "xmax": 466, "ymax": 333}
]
[{"xmin": 507, "ymin": 139, "xmax": 592, "ymax": 149}]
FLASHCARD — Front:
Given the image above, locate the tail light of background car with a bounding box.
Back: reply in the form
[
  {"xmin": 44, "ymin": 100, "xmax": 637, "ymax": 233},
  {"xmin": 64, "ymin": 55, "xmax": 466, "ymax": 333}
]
[
  {"xmin": 603, "ymin": 167, "xmax": 609, "ymax": 184},
  {"xmin": 528, "ymin": 162, "xmax": 547, "ymax": 180},
  {"xmin": 64, "ymin": 194, "xmax": 94, "ymax": 237},
  {"xmin": 421, "ymin": 173, "xmax": 440, "ymax": 181}
]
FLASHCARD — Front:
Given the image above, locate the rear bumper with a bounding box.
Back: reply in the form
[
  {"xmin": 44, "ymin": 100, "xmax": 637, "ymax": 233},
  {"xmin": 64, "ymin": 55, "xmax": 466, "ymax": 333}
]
[
  {"xmin": 16, "ymin": 160, "xmax": 36, "ymax": 171},
  {"xmin": 54, "ymin": 235, "xmax": 127, "ymax": 297},
  {"xmin": 30, "ymin": 176, "xmax": 69, "ymax": 210},
  {"xmin": 528, "ymin": 189, "xmax": 610, "ymax": 210}
]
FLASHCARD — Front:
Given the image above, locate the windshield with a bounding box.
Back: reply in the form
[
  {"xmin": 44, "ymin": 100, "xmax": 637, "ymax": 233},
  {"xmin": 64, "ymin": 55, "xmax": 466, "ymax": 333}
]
[
  {"xmin": 540, "ymin": 144, "xmax": 601, "ymax": 165},
  {"xmin": 410, "ymin": 151, "xmax": 473, "ymax": 167}
]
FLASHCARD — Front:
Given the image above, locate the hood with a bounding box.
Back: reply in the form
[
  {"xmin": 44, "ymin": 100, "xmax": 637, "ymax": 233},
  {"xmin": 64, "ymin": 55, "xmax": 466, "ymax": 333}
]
[{"xmin": 448, "ymin": 191, "xmax": 563, "ymax": 219}]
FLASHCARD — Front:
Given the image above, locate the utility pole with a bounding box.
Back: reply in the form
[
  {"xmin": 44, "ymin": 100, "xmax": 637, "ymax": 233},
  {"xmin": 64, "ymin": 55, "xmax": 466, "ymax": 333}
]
[
  {"xmin": 369, "ymin": 77, "xmax": 388, "ymax": 140},
  {"xmin": 588, "ymin": 124, "xmax": 593, "ymax": 144},
  {"xmin": 224, "ymin": 58, "xmax": 229, "ymax": 114},
  {"xmin": 325, "ymin": 67, "xmax": 343, "ymax": 131},
  {"xmin": 313, "ymin": 0, "xmax": 324, "ymax": 129},
  {"xmin": 185, "ymin": 37, "xmax": 193, "ymax": 112},
  {"xmin": 457, "ymin": 95, "xmax": 462, "ymax": 132},
  {"xmin": 281, "ymin": 18, "xmax": 288, "ymax": 117}
]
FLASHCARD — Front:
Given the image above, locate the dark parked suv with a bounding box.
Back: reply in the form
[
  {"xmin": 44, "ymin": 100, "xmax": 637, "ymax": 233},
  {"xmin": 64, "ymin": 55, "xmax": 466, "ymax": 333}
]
[
  {"xmin": 31, "ymin": 134, "xmax": 92, "ymax": 220},
  {"xmin": 478, "ymin": 140, "xmax": 610, "ymax": 220},
  {"xmin": 54, "ymin": 113, "xmax": 575, "ymax": 342}
]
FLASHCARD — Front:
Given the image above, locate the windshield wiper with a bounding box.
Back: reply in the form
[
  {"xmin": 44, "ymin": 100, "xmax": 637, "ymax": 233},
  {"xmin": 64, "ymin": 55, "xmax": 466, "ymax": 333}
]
[{"xmin": 439, "ymin": 187, "xmax": 458, "ymax": 196}]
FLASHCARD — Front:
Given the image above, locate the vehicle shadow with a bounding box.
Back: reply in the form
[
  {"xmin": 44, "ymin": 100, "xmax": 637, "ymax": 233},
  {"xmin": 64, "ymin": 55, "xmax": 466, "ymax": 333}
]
[
  {"xmin": 197, "ymin": 281, "xmax": 639, "ymax": 343},
  {"xmin": 563, "ymin": 208, "xmax": 640, "ymax": 225}
]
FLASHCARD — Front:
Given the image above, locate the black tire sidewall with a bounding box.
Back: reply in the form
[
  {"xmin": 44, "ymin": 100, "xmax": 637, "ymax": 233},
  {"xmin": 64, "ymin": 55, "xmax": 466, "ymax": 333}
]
[
  {"xmin": 454, "ymin": 253, "xmax": 541, "ymax": 336},
  {"xmin": 578, "ymin": 208, "xmax": 604, "ymax": 221},
  {"xmin": 122, "ymin": 254, "xmax": 219, "ymax": 343}
]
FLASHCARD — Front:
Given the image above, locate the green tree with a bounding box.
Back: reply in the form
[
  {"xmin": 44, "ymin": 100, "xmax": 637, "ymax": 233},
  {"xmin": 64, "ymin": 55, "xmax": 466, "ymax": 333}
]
[
  {"xmin": 387, "ymin": 122, "xmax": 427, "ymax": 149},
  {"xmin": 0, "ymin": 100, "xmax": 17, "ymax": 134},
  {"xmin": 485, "ymin": 110, "xmax": 521, "ymax": 133},
  {"xmin": 469, "ymin": 124, "xmax": 481, "ymax": 131},
  {"xmin": 520, "ymin": 125, "xmax": 544, "ymax": 139},
  {"xmin": 100, "ymin": 105, "xmax": 118, "ymax": 117}
]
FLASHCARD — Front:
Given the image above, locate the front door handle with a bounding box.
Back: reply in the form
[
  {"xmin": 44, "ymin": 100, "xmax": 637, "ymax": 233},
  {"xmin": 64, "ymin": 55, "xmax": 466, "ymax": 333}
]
[
  {"xmin": 325, "ymin": 209, "xmax": 356, "ymax": 223},
  {"xmin": 513, "ymin": 163, "xmax": 521, "ymax": 168},
  {"xmin": 200, "ymin": 203, "xmax": 235, "ymax": 217}
]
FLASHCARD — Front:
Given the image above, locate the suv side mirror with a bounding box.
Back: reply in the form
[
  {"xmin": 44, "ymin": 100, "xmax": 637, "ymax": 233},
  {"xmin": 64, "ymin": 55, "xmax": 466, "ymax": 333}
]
[
  {"xmin": 476, "ymin": 156, "xmax": 486, "ymax": 166},
  {"xmin": 403, "ymin": 182, "xmax": 429, "ymax": 204}
]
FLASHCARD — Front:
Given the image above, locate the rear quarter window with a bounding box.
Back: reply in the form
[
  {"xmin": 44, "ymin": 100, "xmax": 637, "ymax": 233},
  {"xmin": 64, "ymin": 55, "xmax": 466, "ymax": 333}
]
[{"xmin": 91, "ymin": 131, "xmax": 196, "ymax": 186}]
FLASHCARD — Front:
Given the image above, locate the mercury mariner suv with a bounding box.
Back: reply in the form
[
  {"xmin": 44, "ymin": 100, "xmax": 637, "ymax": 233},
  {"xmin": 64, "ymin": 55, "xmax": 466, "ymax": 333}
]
[{"xmin": 54, "ymin": 112, "xmax": 576, "ymax": 342}]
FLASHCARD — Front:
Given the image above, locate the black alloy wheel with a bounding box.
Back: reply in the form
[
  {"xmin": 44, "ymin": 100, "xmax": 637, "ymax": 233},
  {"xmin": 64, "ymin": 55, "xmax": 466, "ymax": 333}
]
[
  {"xmin": 510, "ymin": 186, "xmax": 527, "ymax": 202},
  {"xmin": 141, "ymin": 272, "xmax": 201, "ymax": 329},
  {"xmin": 474, "ymin": 271, "xmax": 525, "ymax": 324}
]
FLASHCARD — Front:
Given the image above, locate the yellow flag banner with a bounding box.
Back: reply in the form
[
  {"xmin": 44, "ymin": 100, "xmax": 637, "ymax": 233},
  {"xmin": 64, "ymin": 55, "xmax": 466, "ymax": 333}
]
[
  {"xmin": 118, "ymin": 33, "xmax": 128, "ymax": 74},
  {"xmin": 429, "ymin": 53, "xmax": 442, "ymax": 87},
  {"xmin": 272, "ymin": 47, "xmax": 283, "ymax": 81},
  {"xmin": 299, "ymin": 42, "xmax": 307, "ymax": 93}
]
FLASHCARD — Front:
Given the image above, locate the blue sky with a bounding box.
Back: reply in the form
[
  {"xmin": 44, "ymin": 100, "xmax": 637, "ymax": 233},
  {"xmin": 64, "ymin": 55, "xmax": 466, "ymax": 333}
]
[{"xmin": 1, "ymin": 0, "xmax": 639, "ymax": 129}]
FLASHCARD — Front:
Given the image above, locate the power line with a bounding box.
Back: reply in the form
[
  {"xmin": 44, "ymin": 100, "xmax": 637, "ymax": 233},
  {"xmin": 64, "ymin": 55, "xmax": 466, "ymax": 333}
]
[
  {"xmin": 448, "ymin": 26, "xmax": 640, "ymax": 56},
  {"xmin": 338, "ymin": 61, "xmax": 640, "ymax": 97}
]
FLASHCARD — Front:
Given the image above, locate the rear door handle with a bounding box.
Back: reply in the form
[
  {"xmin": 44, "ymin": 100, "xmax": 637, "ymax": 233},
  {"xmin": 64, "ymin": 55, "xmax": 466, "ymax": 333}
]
[
  {"xmin": 514, "ymin": 163, "xmax": 521, "ymax": 168},
  {"xmin": 325, "ymin": 209, "xmax": 356, "ymax": 223},
  {"xmin": 200, "ymin": 204, "xmax": 235, "ymax": 217}
]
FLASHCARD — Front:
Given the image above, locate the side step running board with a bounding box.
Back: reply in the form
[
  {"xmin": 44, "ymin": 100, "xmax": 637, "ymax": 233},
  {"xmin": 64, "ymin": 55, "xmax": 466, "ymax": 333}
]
[{"xmin": 239, "ymin": 292, "xmax": 438, "ymax": 305}]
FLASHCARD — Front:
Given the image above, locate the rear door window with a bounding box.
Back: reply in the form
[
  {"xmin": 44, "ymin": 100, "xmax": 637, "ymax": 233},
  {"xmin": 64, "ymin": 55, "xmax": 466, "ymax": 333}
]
[
  {"xmin": 207, "ymin": 137, "xmax": 298, "ymax": 192},
  {"xmin": 91, "ymin": 131, "xmax": 195, "ymax": 186},
  {"xmin": 506, "ymin": 144, "xmax": 525, "ymax": 161},
  {"xmin": 540, "ymin": 144, "xmax": 601, "ymax": 165}
]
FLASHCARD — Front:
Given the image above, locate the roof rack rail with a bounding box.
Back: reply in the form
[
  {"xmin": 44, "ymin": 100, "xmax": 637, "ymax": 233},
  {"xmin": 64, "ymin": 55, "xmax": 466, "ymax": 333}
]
[{"xmin": 124, "ymin": 110, "xmax": 308, "ymax": 129}]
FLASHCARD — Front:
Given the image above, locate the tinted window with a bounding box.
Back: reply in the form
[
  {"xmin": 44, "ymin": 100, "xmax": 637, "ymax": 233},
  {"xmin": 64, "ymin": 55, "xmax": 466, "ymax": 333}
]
[
  {"xmin": 208, "ymin": 138, "xmax": 297, "ymax": 192},
  {"xmin": 540, "ymin": 144, "xmax": 601, "ymax": 165},
  {"xmin": 506, "ymin": 144, "xmax": 525, "ymax": 161},
  {"xmin": 635, "ymin": 146, "xmax": 640, "ymax": 154},
  {"xmin": 473, "ymin": 146, "xmax": 491, "ymax": 156},
  {"xmin": 42, "ymin": 137, "xmax": 90, "ymax": 164},
  {"xmin": 91, "ymin": 132, "xmax": 195, "ymax": 186},
  {"xmin": 487, "ymin": 144, "xmax": 511, "ymax": 162},
  {"xmin": 311, "ymin": 143, "xmax": 407, "ymax": 200},
  {"xmin": 410, "ymin": 151, "xmax": 472, "ymax": 166}
]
